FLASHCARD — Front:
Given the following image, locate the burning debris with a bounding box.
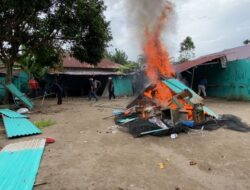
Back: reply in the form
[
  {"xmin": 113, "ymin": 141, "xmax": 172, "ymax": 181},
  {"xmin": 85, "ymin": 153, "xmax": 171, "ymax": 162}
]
[{"xmin": 114, "ymin": 3, "xmax": 250, "ymax": 138}]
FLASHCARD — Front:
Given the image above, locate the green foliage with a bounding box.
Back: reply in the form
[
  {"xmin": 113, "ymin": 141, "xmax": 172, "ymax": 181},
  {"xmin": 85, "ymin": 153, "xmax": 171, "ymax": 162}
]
[
  {"xmin": 179, "ymin": 36, "xmax": 195, "ymax": 62},
  {"xmin": 19, "ymin": 45, "xmax": 61, "ymax": 78},
  {"xmin": 118, "ymin": 61, "xmax": 138, "ymax": 73},
  {"xmin": 105, "ymin": 48, "xmax": 139, "ymax": 73},
  {"xmin": 105, "ymin": 49, "xmax": 128, "ymax": 65},
  {"xmin": 0, "ymin": 0, "xmax": 112, "ymax": 80},
  {"xmin": 243, "ymin": 39, "xmax": 250, "ymax": 45},
  {"xmin": 35, "ymin": 119, "xmax": 56, "ymax": 129}
]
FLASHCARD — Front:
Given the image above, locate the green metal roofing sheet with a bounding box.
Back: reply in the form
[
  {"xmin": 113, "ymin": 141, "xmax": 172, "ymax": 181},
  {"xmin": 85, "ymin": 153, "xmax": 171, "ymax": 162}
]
[
  {"xmin": 2, "ymin": 116, "xmax": 41, "ymax": 138},
  {"xmin": 162, "ymin": 78, "xmax": 198, "ymax": 97},
  {"xmin": 163, "ymin": 78, "xmax": 219, "ymax": 118},
  {"xmin": 0, "ymin": 109, "xmax": 28, "ymax": 118},
  {"xmin": 203, "ymin": 106, "xmax": 219, "ymax": 119},
  {"xmin": 162, "ymin": 78, "xmax": 203, "ymax": 104},
  {"xmin": 0, "ymin": 139, "xmax": 46, "ymax": 190},
  {"xmin": 5, "ymin": 83, "xmax": 33, "ymax": 109}
]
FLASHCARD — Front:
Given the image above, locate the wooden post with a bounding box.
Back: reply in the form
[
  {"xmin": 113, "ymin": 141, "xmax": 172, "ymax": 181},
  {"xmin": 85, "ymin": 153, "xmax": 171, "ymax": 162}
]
[{"xmin": 191, "ymin": 67, "xmax": 195, "ymax": 89}]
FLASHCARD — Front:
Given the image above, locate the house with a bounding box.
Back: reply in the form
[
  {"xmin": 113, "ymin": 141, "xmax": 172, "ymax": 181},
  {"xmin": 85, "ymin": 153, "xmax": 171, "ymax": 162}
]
[
  {"xmin": 174, "ymin": 45, "xmax": 250, "ymax": 100},
  {"xmin": 49, "ymin": 56, "xmax": 134, "ymax": 97}
]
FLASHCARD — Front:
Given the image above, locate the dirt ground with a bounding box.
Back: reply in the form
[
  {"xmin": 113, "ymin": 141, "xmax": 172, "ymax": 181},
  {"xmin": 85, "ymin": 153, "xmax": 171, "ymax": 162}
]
[{"xmin": 1, "ymin": 97, "xmax": 250, "ymax": 190}]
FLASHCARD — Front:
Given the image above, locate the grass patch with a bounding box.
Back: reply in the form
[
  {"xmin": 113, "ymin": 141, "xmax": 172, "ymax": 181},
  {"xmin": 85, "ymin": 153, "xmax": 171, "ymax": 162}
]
[{"xmin": 35, "ymin": 119, "xmax": 56, "ymax": 129}]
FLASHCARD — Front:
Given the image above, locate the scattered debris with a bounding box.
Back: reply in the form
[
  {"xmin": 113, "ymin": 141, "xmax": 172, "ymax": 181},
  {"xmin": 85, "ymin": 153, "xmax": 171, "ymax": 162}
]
[
  {"xmin": 170, "ymin": 133, "xmax": 178, "ymax": 139},
  {"xmin": 189, "ymin": 160, "xmax": 197, "ymax": 166},
  {"xmin": 46, "ymin": 137, "xmax": 55, "ymax": 143},
  {"xmin": 158, "ymin": 162, "xmax": 165, "ymax": 169},
  {"xmin": 106, "ymin": 126, "xmax": 119, "ymax": 134},
  {"xmin": 16, "ymin": 107, "xmax": 29, "ymax": 114},
  {"xmin": 34, "ymin": 182, "xmax": 49, "ymax": 187},
  {"xmin": 114, "ymin": 78, "xmax": 250, "ymax": 138}
]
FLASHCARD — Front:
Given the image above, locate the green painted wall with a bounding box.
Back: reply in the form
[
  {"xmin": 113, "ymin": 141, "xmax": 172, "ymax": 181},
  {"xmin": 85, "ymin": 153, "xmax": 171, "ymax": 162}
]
[
  {"xmin": 196, "ymin": 58, "xmax": 250, "ymax": 100},
  {"xmin": 113, "ymin": 75, "xmax": 134, "ymax": 96}
]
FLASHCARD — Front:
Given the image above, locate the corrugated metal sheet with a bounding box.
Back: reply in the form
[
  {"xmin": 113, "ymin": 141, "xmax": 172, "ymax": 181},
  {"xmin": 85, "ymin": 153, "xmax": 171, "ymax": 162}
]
[
  {"xmin": 0, "ymin": 139, "xmax": 45, "ymax": 190},
  {"xmin": 113, "ymin": 76, "xmax": 134, "ymax": 96},
  {"xmin": 63, "ymin": 56, "xmax": 121, "ymax": 69},
  {"xmin": 5, "ymin": 83, "xmax": 33, "ymax": 109},
  {"xmin": 174, "ymin": 54, "xmax": 224, "ymax": 73},
  {"xmin": 2, "ymin": 116, "xmax": 41, "ymax": 138},
  {"xmin": 0, "ymin": 109, "xmax": 28, "ymax": 118},
  {"xmin": 162, "ymin": 78, "xmax": 203, "ymax": 104},
  {"xmin": 162, "ymin": 79, "xmax": 218, "ymax": 118},
  {"xmin": 62, "ymin": 69, "xmax": 122, "ymax": 76},
  {"xmin": 174, "ymin": 45, "xmax": 250, "ymax": 73},
  {"xmin": 203, "ymin": 106, "xmax": 219, "ymax": 119}
]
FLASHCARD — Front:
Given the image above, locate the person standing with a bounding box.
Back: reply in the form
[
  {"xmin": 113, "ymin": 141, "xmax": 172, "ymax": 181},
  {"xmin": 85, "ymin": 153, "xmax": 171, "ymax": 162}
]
[
  {"xmin": 88, "ymin": 78, "xmax": 98, "ymax": 101},
  {"xmin": 28, "ymin": 77, "xmax": 39, "ymax": 98},
  {"xmin": 108, "ymin": 77, "xmax": 115, "ymax": 100},
  {"xmin": 54, "ymin": 79, "xmax": 63, "ymax": 105},
  {"xmin": 198, "ymin": 77, "xmax": 208, "ymax": 98}
]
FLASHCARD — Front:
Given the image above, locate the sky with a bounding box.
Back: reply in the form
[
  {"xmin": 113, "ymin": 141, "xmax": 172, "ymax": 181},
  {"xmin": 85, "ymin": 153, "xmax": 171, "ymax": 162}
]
[{"xmin": 103, "ymin": 0, "xmax": 250, "ymax": 61}]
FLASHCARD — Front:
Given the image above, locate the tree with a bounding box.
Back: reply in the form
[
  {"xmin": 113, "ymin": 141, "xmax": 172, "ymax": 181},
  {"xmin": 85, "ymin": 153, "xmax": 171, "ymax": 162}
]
[
  {"xmin": 179, "ymin": 36, "xmax": 195, "ymax": 62},
  {"xmin": 243, "ymin": 39, "xmax": 250, "ymax": 45},
  {"xmin": 105, "ymin": 48, "xmax": 140, "ymax": 73},
  {"xmin": 0, "ymin": 0, "xmax": 112, "ymax": 102},
  {"xmin": 105, "ymin": 49, "xmax": 128, "ymax": 65}
]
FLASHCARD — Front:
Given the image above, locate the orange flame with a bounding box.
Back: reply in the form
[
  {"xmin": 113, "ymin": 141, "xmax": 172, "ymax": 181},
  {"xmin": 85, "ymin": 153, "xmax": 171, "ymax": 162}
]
[
  {"xmin": 143, "ymin": 5, "xmax": 175, "ymax": 107},
  {"xmin": 143, "ymin": 4, "xmax": 194, "ymax": 120},
  {"xmin": 144, "ymin": 5, "xmax": 175, "ymax": 84}
]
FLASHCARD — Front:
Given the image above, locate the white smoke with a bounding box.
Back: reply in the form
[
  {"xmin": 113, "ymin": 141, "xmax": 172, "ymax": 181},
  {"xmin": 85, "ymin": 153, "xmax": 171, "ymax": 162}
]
[{"xmin": 126, "ymin": 0, "xmax": 177, "ymax": 46}]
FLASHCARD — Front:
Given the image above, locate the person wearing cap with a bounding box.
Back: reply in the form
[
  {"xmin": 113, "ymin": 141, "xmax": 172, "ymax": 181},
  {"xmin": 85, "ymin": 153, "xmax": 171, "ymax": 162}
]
[
  {"xmin": 108, "ymin": 77, "xmax": 115, "ymax": 100},
  {"xmin": 88, "ymin": 77, "xmax": 98, "ymax": 101}
]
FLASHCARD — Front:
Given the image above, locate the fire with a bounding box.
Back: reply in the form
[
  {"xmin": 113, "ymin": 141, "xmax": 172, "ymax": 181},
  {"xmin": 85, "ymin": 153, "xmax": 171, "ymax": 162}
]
[
  {"xmin": 143, "ymin": 5, "xmax": 175, "ymax": 83},
  {"xmin": 143, "ymin": 4, "xmax": 194, "ymax": 120}
]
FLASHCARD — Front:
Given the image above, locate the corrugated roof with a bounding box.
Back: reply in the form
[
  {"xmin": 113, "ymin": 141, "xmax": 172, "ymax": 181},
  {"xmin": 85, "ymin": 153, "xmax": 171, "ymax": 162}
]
[
  {"xmin": 62, "ymin": 69, "xmax": 122, "ymax": 76},
  {"xmin": 174, "ymin": 45, "xmax": 250, "ymax": 72},
  {"xmin": 174, "ymin": 54, "xmax": 224, "ymax": 73},
  {"xmin": 0, "ymin": 109, "xmax": 28, "ymax": 118},
  {"xmin": 63, "ymin": 56, "xmax": 121, "ymax": 69},
  {"xmin": 2, "ymin": 116, "xmax": 41, "ymax": 138},
  {"xmin": 0, "ymin": 139, "xmax": 45, "ymax": 190},
  {"xmin": 5, "ymin": 83, "xmax": 33, "ymax": 109}
]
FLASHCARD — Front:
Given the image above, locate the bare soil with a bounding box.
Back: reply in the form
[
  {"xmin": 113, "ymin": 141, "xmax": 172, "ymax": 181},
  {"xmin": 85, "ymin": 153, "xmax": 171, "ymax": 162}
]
[{"xmin": 1, "ymin": 97, "xmax": 250, "ymax": 190}]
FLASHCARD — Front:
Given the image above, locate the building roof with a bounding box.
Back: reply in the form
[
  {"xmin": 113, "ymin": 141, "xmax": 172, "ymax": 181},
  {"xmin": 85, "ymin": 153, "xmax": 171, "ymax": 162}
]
[
  {"xmin": 174, "ymin": 45, "xmax": 250, "ymax": 73},
  {"xmin": 63, "ymin": 56, "xmax": 121, "ymax": 69}
]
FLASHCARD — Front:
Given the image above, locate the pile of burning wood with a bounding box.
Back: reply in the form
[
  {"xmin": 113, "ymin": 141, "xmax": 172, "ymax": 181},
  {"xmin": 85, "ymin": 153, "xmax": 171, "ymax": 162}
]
[
  {"xmin": 114, "ymin": 78, "xmax": 250, "ymax": 137},
  {"xmin": 114, "ymin": 78, "xmax": 221, "ymax": 137}
]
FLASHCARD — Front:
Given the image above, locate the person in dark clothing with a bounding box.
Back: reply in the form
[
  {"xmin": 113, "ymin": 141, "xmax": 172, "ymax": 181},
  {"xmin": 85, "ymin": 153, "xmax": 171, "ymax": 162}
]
[
  {"xmin": 108, "ymin": 77, "xmax": 115, "ymax": 100},
  {"xmin": 54, "ymin": 80, "xmax": 63, "ymax": 105},
  {"xmin": 88, "ymin": 78, "xmax": 98, "ymax": 101}
]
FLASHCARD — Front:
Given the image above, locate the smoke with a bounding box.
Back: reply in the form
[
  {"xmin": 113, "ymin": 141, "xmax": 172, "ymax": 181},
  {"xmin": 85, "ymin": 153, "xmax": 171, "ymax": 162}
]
[{"xmin": 126, "ymin": 0, "xmax": 176, "ymax": 46}]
